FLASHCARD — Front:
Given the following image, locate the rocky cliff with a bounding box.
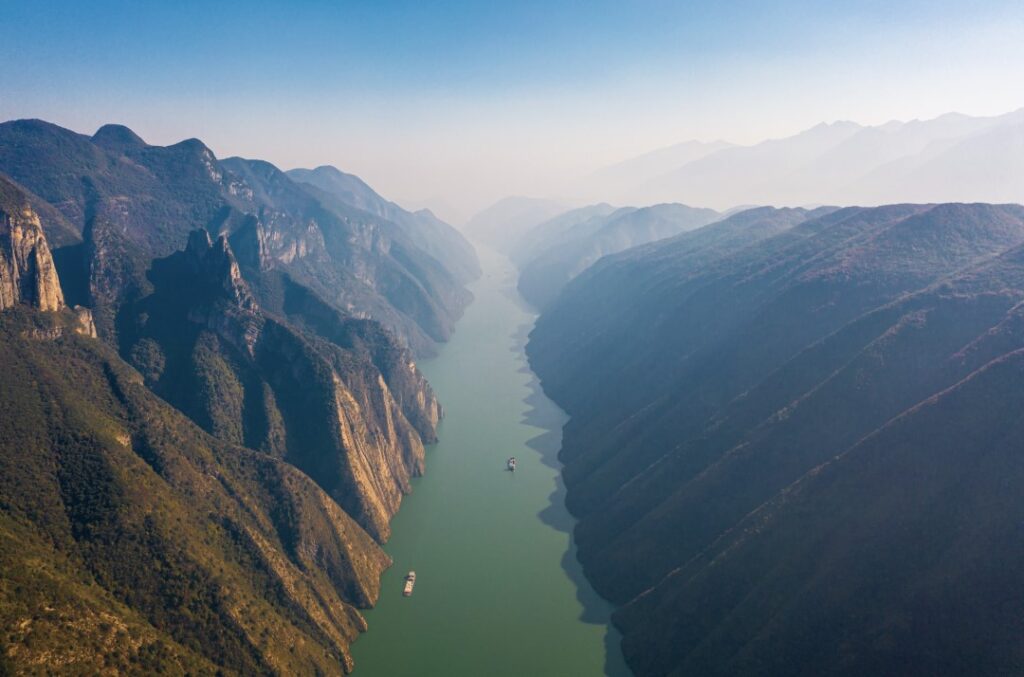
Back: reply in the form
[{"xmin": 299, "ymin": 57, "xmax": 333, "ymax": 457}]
[
  {"xmin": 121, "ymin": 229, "xmax": 437, "ymax": 541},
  {"xmin": 0, "ymin": 305, "xmax": 391, "ymax": 674},
  {"xmin": 0, "ymin": 176, "xmax": 64, "ymax": 311},
  {"xmin": 0, "ymin": 119, "xmax": 476, "ymax": 356},
  {"xmin": 0, "ymin": 126, "xmax": 446, "ymax": 673},
  {"xmin": 287, "ymin": 165, "xmax": 480, "ymax": 284}
]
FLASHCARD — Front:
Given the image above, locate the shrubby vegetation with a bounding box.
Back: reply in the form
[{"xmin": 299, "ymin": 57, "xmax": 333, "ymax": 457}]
[{"xmin": 529, "ymin": 203, "xmax": 1024, "ymax": 675}]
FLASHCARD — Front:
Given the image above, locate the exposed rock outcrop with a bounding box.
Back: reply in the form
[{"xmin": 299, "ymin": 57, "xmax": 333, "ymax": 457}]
[
  {"xmin": 0, "ymin": 307, "xmax": 391, "ymax": 675},
  {"xmin": 182, "ymin": 228, "xmax": 264, "ymax": 356},
  {"xmin": 71, "ymin": 305, "xmax": 97, "ymax": 338},
  {"xmin": 123, "ymin": 230, "xmax": 436, "ymax": 541},
  {"xmin": 0, "ymin": 176, "xmax": 64, "ymax": 312},
  {"xmin": 0, "ymin": 121, "xmax": 454, "ymax": 674},
  {"xmin": 0, "ymin": 119, "xmax": 477, "ymax": 356}
]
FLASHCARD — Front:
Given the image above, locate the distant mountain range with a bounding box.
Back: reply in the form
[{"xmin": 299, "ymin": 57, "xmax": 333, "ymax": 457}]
[
  {"xmin": 527, "ymin": 202, "xmax": 1024, "ymax": 675},
  {"xmin": 576, "ymin": 109, "xmax": 1024, "ymax": 209},
  {"xmin": 514, "ymin": 203, "xmax": 721, "ymax": 309},
  {"xmin": 462, "ymin": 195, "xmax": 569, "ymax": 250}
]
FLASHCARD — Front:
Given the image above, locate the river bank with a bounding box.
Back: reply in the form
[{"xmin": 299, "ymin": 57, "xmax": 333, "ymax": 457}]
[{"xmin": 351, "ymin": 246, "xmax": 628, "ymax": 676}]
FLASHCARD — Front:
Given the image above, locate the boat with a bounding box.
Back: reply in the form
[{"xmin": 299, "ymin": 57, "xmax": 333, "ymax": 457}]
[
  {"xmin": 403, "ymin": 571, "xmax": 416, "ymax": 596},
  {"xmin": 507, "ymin": 456, "xmax": 517, "ymax": 472}
]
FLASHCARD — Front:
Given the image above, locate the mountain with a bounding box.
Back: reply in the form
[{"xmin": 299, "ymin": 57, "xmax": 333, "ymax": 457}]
[
  {"xmin": 516, "ymin": 203, "xmax": 720, "ymax": 309},
  {"xmin": 0, "ymin": 308, "xmax": 391, "ymax": 674},
  {"xmin": 286, "ymin": 165, "xmax": 480, "ymax": 284},
  {"xmin": 527, "ymin": 202, "xmax": 1024, "ymax": 675},
  {"xmin": 219, "ymin": 155, "xmax": 470, "ymax": 355},
  {"xmin": 120, "ymin": 229, "xmax": 438, "ymax": 541},
  {"xmin": 1, "ymin": 176, "xmax": 65, "ymax": 312},
  {"xmin": 0, "ymin": 187, "xmax": 403, "ymax": 673},
  {"xmin": 576, "ymin": 139, "xmax": 733, "ymax": 203},
  {"xmin": 0, "ymin": 119, "xmax": 473, "ymax": 355},
  {"xmin": 1, "ymin": 130, "xmax": 447, "ymax": 673},
  {"xmin": 462, "ymin": 196, "xmax": 569, "ymax": 250},
  {"xmin": 842, "ymin": 114, "xmax": 1024, "ymax": 205},
  {"xmin": 509, "ymin": 203, "xmax": 621, "ymax": 266},
  {"xmin": 597, "ymin": 109, "xmax": 1024, "ymax": 209},
  {"xmin": 638, "ymin": 120, "xmax": 864, "ymax": 207}
]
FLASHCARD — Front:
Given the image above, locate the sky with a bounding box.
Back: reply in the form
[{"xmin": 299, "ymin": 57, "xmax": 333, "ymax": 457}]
[{"xmin": 2, "ymin": 0, "xmax": 1024, "ymax": 221}]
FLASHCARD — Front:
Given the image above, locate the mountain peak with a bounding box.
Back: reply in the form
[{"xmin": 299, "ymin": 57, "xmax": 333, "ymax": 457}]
[
  {"xmin": 168, "ymin": 137, "xmax": 215, "ymax": 157},
  {"xmin": 311, "ymin": 164, "xmax": 349, "ymax": 177},
  {"xmin": 91, "ymin": 123, "xmax": 146, "ymax": 152}
]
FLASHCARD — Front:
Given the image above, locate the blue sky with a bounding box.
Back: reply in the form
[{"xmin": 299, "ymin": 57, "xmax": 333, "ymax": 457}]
[{"xmin": 2, "ymin": 0, "xmax": 1024, "ymax": 217}]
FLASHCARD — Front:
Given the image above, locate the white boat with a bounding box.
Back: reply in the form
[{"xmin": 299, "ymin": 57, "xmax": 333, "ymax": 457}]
[
  {"xmin": 507, "ymin": 456, "xmax": 517, "ymax": 472},
  {"xmin": 403, "ymin": 571, "xmax": 416, "ymax": 596}
]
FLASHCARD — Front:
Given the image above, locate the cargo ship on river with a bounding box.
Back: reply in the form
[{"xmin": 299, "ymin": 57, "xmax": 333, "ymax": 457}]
[{"xmin": 403, "ymin": 571, "xmax": 416, "ymax": 596}]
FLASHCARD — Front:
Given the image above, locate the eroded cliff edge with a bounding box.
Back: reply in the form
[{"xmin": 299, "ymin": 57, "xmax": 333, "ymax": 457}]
[{"xmin": 0, "ymin": 145, "xmax": 448, "ymax": 672}]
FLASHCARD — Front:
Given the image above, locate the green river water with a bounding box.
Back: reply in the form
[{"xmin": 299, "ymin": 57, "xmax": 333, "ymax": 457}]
[{"xmin": 351, "ymin": 247, "xmax": 629, "ymax": 676}]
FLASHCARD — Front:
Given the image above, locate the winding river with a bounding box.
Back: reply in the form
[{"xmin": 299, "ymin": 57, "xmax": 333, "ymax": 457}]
[{"xmin": 351, "ymin": 246, "xmax": 628, "ymax": 676}]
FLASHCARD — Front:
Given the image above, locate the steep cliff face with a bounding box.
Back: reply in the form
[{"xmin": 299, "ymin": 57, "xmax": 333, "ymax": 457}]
[
  {"xmin": 0, "ymin": 123, "xmax": 448, "ymax": 673},
  {"xmin": 0, "ymin": 176, "xmax": 64, "ymax": 312},
  {"xmin": 121, "ymin": 230, "xmax": 436, "ymax": 541},
  {"xmin": 0, "ymin": 307, "xmax": 391, "ymax": 675},
  {"xmin": 0, "ymin": 119, "xmax": 474, "ymax": 355},
  {"xmin": 220, "ymin": 156, "xmax": 471, "ymax": 355},
  {"xmin": 528, "ymin": 203, "xmax": 1024, "ymax": 675},
  {"xmin": 287, "ymin": 164, "xmax": 481, "ymax": 284}
]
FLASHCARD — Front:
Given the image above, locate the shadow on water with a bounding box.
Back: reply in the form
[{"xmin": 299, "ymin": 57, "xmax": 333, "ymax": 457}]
[{"xmin": 508, "ymin": 314, "xmax": 632, "ymax": 677}]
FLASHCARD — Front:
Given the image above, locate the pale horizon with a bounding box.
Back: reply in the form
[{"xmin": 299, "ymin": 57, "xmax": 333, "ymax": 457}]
[{"xmin": 3, "ymin": 1, "xmax": 1024, "ymax": 221}]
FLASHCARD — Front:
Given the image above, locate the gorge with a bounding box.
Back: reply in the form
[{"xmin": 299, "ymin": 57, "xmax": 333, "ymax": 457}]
[
  {"xmin": 5, "ymin": 118, "xmax": 1024, "ymax": 677},
  {"xmin": 351, "ymin": 247, "xmax": 627, "ymax": 675},
  {"xmin": 5, "ymin": 2, "xmax": 1024, "ymax": 674}
]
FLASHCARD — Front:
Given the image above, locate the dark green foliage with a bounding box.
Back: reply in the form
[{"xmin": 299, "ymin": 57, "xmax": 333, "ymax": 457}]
[
  {"xmin": 0, "ymin": 307, "xmax": 389, "ymax": 674},
  {"xmin": 528, "ymin": 203, "xmax": 1024, "ymax": 675}
]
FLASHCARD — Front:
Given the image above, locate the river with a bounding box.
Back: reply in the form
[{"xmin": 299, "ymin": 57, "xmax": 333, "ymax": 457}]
[{"xmin": 351, "ymin": 246, "xmax": 629, "ymax": 676}]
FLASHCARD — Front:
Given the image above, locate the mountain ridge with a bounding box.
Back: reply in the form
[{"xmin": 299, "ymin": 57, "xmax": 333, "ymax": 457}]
[
  {"xmin": 527, "ymin": 201, "xmax": 1024, "ymax": 675},
  {"xmin": 0, "ymin": 127, "xmax": 448, "ymax": 674},
  {"xmin": 0, "ymin": 118, "xmax": 476, "ymax": 356},
  {"xmin": 576, "ymin": 109, "xmax": 1024, "ymax": 209}
]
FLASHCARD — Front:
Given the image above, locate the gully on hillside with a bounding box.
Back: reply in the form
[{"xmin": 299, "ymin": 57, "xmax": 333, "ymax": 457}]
[{"xmin": 526, "ymin": 202, "xmax": 1024, "ymax": 676}]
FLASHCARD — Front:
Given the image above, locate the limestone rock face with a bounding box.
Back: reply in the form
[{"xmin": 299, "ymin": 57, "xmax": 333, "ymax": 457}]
[
  {"xmin": 72, "ymin": 305, "xmax": 97, "ymax": 338},
  {"xmin": 125, "ymin": 230, "xmax": 437, "ymax": 541},
  {"xmin": 182, "ymin": 228, "xmax": 264, "ymax": 356},
  {"xmin": 0, "ymin": 177, "xmax": 64, "ymax": 312}
]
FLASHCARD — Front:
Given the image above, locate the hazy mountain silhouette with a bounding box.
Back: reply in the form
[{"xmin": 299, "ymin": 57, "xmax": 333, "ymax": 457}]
[
  {"xmin": 463, "ymin": 196, "xmax": 570, "ymax": 250},
  {"xmin": 528, "ymin": 202, "xmax": 1024, "ymax": 675},
  {"xmin": 516, "ymin": 203, "xmax": 720, "ymax": 309},
  {"xmin": 582, "ymin": 109, "xmax": 1024, "ymax": 209}
]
